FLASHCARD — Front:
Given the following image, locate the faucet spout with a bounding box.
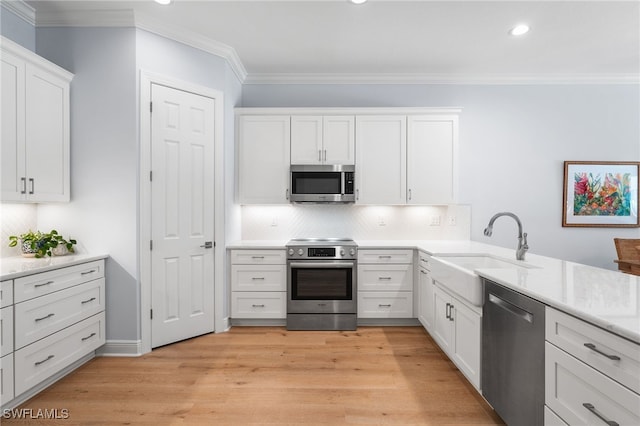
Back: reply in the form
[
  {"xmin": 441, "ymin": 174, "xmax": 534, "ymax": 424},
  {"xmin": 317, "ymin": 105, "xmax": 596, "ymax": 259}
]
[{"xmin": 483, "ymin": 212, "xmax": 528, "ymax": 260}]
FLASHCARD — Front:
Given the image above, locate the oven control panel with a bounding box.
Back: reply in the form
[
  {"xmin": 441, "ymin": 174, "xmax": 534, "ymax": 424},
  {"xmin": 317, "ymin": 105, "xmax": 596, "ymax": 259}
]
[{"xmin": 287, "ymin": 246, "xmax": 356, "ymax": 260}]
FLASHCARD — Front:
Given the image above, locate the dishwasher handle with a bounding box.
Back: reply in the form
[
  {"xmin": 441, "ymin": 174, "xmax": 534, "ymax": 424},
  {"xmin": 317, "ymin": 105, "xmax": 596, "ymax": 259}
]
[{"xmin": 488, "ymin": 293, "xmax": 533, "ymax": 323}]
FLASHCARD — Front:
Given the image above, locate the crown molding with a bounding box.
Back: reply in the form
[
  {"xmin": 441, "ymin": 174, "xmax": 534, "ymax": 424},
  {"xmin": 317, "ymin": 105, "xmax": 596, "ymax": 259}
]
[
  {"xmin": 33, "ymin": 8, "xmax": 247, "ymax": 82},
  {"xmin": 1, "ymin": 0, "xmax": 36, "ymax": 26},
  {"xmin": 244, "ymin": 72, "xmax": 640, "ymax": 85}
]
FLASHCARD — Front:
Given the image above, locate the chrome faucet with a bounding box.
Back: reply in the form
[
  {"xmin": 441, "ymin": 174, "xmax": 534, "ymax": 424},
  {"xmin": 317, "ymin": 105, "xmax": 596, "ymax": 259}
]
[{"xmin": 483, "ymin": 212, "xmax": 529, "ymax": 260}]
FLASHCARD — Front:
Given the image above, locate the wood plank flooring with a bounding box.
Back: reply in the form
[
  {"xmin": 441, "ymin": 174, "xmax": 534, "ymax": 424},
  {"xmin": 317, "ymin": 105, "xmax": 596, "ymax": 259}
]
[{"xmin": 6, "ymin": 327, "xmax": 504, "ymax": 425}]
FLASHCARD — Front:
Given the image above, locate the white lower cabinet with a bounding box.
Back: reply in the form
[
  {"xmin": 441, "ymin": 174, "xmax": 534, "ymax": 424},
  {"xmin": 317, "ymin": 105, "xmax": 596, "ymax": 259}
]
[
  {"xmin": 544, "ymin": 406, "xmax": 568, "ymax": 426},
  {"xmin": 417, "ymin": 252, "xmax": 434, "ymax": 332},
  {"xmin": 357, "ymin": 249, "xmax": 413, "ymax": 319},
  {"xmin": 432, "ymin": 283, "xmax": 481, "ymax": 390},
  {"xmin": 230, "ymin": 250, "xmax": 286, "ymax": 320},
  {"xmin": 2, "ymin": 259, "xmax": 106, "ymax": 409},
  {"xmin": 545, "ymin": 306, "xmax": 640, "ymax": 426}
]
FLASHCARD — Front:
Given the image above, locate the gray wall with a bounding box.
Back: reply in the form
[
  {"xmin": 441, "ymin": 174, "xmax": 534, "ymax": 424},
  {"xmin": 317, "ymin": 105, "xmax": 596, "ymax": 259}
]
[
  {"xmin": 241, "ymin": 84, "xmax": 640, "ymax": 269},
  {"xmin": 33, "ymin": 27, "xmax": 242, "ymax": 341},
  {"xmin": 1, "ymin": 4, "xmax": 35, "ymax": 51}
]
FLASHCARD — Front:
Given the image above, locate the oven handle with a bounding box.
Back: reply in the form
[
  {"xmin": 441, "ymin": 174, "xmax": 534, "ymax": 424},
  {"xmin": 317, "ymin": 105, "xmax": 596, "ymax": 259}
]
[{"xmin": 289, "ymin": 261, "xmax": 356, "ymax": 269}]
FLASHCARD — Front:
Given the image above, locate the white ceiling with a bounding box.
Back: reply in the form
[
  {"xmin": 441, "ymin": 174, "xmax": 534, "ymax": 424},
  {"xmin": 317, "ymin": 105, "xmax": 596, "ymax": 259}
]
[{"xmin": 22, "ymin": 0, "xmax": 640, "ymax": 83}]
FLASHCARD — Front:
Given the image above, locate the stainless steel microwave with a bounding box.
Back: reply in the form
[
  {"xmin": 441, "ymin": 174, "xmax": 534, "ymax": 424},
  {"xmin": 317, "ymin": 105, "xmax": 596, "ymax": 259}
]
[{"xmin": 290, "ymin": 164, "xmax": 355, "ymax": 203}]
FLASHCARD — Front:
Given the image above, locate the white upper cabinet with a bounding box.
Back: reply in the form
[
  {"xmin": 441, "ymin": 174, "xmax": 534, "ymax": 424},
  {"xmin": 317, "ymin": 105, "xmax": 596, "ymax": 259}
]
[
  {"xmin": 1, "ymin": 37, "xmax": 72, "ymax": 203},
  {"xmin": 237, "ymin": 115, "xmax": 291, "ymax": 204},
  {"xmin": 407, "ymin": 115, "xmax": 458, "ymax": 205},
  {"xmin": 291, "ymin": 115, "xmax": 354, "ymax": 165},
  {"xmin": 355, "ymin": 115, "xmax": 407, "ymax": 204}
]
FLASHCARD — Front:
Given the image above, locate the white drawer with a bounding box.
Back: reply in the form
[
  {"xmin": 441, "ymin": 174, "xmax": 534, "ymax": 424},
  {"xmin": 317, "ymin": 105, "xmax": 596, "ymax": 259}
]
[
  {"xmin": 358, "ymin": 291, "xmax": 413, "ymax": 318},
  {"xmin": 357, "ymin": 249, "xmax": 413, "ymax": 264},
  {"xmin": 418, "ymin": 252, "xmax": 431, "ymax": 271},
  {"xmin": 1, "ymin": 353, "xmax": 14, "ymax": 405},
  {"xmin": 231, "ymin": 265, "xmax": 286, "ymax": 292},
  {"xmin": 14, "ymin": 260, "xmax": 105, "ymax": 303},
  {"xmin": 546, "ymin": 307, "xmax": 640, "ymax": 394},
  {"xmin": 15, "ymin": 278, "xmax": 105, "ymax": 350},
  {"xmin": 231, "ymin": 292, "xmax": 286, "ymax": 319},
  {"xmin": 545, "ymin": 342, "xmax": 640, "ymax": 426},
  {"xmin": 358, "ymin": 264, "xmax": 413, "ymax": 291},
  {"xmin": 1, "ymin": 280, "xmax": 13, "ymax": 308},
  {"xmin": 230, "ymin": 250, "xmax": 286, "ymax": 265},
  {"xmin": 544, "ymin": 406, "xmax": 568, "ymax": 426},
  {"xmin": 1, "ymin": 306, "xmax": 13, "ymax": 356},
  {"xmin": 15, "ymin": 312, "xmax": 105, "ymax": 397}
]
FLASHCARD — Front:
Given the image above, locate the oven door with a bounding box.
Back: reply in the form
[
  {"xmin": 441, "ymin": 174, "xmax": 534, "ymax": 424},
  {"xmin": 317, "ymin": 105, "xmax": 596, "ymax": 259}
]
[{"xmin": 287, "ymin": 260, "xmax": 356, "ymax": 314}]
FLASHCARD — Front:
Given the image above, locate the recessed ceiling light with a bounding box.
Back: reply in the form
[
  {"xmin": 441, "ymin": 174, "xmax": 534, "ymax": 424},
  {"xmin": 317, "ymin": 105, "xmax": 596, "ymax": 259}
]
[
  {"xmin": 509, "ymin": 24, "xmax": 530, "ymax": 36},
  {"xmin": 350, "ymin": 0, "xmax": 368, "ymax": 4},
  {"xmin": 155, "ymin": 0, "xmax": 171, "ymax": 5}
]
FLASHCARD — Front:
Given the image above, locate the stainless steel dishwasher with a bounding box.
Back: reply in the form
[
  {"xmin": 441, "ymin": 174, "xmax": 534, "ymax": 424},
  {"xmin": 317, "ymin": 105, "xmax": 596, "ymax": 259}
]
[{"xmin": 482, "ymin": 279, "xmax": 545, "ymax": 426}]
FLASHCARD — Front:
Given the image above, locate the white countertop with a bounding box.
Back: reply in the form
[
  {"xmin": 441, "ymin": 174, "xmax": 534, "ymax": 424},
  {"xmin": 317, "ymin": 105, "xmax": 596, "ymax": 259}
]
[
  {"xmin": 0, "ymin": 253, "xmax": 109, "ymax": 281},
  {"xmin": 228, "ymin": 239, "xmax": 640, "ymax": 344}
]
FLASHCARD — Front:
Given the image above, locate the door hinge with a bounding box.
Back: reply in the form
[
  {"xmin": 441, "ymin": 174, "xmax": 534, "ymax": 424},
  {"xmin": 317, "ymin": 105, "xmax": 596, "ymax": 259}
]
[
  {"xmin": 150, "ymin": 240, "xmax": 153, "ymax": 251},
  {"xmin": 150, "ymin": 309, "xmax": 153, "ymax": 320}
]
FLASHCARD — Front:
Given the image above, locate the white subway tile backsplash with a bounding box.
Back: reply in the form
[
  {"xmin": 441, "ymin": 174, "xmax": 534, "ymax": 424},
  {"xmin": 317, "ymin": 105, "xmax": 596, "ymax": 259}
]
[
  {"xmin": 241, "ymin": 204, "xmax": 470, "ymax": 241},
  {"xmin": 0, "ymin": 204, "xmax": 38, "ymax": 258}
]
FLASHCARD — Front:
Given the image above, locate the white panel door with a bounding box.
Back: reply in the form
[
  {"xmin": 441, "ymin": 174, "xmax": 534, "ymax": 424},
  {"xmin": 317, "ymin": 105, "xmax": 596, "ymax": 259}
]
[
  {"xmin": 355, "ymin": 115, "xmax": 407, "ymax": 204},
  {"xmin": 407, "ymin": 115, "xmax": 457, "ymax": 204},
  {"xmin": 151, "ymin": 84, "xmax": 215, "ymax": 348}
]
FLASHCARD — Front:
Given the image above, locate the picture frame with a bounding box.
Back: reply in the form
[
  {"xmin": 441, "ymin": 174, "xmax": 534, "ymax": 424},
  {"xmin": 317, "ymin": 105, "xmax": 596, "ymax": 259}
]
[{"xmin": 562, "ymin": 161, "xmax": 639, "ymax": 227}]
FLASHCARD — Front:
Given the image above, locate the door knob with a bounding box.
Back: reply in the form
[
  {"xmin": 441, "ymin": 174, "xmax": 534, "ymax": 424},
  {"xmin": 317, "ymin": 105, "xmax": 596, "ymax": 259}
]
[{"xmin": 200, "ymin": 241, "xmax": 213, "ymax": 249}]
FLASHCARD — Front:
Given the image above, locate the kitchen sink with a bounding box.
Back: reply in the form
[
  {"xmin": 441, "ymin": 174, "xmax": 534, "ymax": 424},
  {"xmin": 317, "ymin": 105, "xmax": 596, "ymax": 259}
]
[{"xmin": 429, "ymin": 254, "xmax": 538, "ymax": 306}]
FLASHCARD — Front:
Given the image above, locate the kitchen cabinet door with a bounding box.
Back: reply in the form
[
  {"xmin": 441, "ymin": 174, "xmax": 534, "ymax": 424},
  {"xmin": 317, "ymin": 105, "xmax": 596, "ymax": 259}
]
[
  {"xmin": 290, "ymin": 115, "xmax": 354, "ymax": 165},
  {"xmin": 432, "ymin": 285, "xmax": 453, "ymax": 354},
  {"xmin": 355, "ymin": 115, "xmax": 407, "ymax": 204},
  {"xmin": 237, "ymin": 115, "xmax": 291, "ymax": 204},
  {"xmin": 1, "ymin": 38, "xmax": 72, "ymax": 202},
  {"xmin": 451, "ymin": 298, "xmax": 481, "ymax": 389},
  {"xmin": 407, "ymin": 115, "xmax": 458, "ymax": 205},
  {"xmin": 290, "ymin": 115, "xmax": 322, "ymax": 164},
  {"xmin": 418, "ymin": 268, "xmax": 434, "ymax": 332}
]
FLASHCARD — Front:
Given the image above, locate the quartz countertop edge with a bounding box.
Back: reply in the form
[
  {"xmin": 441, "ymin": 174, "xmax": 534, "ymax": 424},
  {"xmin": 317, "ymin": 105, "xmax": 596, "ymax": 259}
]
[{"xmin": 1, "ymin": 253, "xmax": 110, "ymax": 281}]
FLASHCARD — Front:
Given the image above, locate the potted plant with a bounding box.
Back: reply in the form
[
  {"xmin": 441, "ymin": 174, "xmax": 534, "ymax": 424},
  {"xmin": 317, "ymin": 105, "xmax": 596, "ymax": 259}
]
[{"xmin": 8, "ymin": 230, "xmax": 77, "ymax": 258}]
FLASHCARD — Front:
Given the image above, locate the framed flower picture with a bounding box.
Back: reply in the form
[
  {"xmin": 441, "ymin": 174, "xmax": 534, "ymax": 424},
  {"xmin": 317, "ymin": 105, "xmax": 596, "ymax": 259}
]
[{"xmin": 562, "ymin": 161, "xmax": 639, "ymax": 227}]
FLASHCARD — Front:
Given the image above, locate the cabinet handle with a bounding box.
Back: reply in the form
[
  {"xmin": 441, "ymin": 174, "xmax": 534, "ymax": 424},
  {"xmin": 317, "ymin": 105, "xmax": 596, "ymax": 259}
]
[
  {"xmin": 323, "ymin": 149, "xmax": 327, "ymax": 162},
  {"xmin": 252, "ymin": 304, "xmax": 265, "ymax": 308},
  {"xmin": 318, "ymin": 150, "xmax": 322, "ymax": 161},
  {"xmin": 251, "ymin": 277, "xmax": 265, "ymax": 280},
  {"xmin": 35, "ymin": 281, "xmax": 54, "ymax": 288},
  {"xmin": 81, "ymin": 270, "xmax": 97, "ymax": 276},
  {"xmin": 378, "ymin": 276, "xmax": 392, "ymax": 280},
  {"xmin": 445, "ymin": 303, "xmax": 450, "ymax": 319},
  {"xmin": 378, "ymin": 304, "xmax": 392, "ymax": 308},
  {"xmin": 251, "ymin": 256, "xmax": 265, "ymax": 259},
  {"xmin": 21, "ymin": 177, "xmax": 27, "ymax": 194},
  {"xmin": 408, "ymin": 189, "xmax": 412, "ymax": 200},
  {"xmin": 35, "ymin": 354, "xmax": 55, "ymax": 366},
  {"xmin": 81, "ymin": 297, "xmax": 97, "ymax": 304},
  {"xmin": 356, "ymin": 189, "xmax": 359, "ymax": 200},
  {"xmin": 378, "ymin": 255, "xmax": 392, "ymax": 259},
  {"xmin": 420, "ymin": 270, "xmax": 428, "ymax": 275},
  {"xmin": 35, "ymin": 313, "xmax": 55, "ymax": 322},
  {"xmin": 583, "ymin": 343, "xmax": 621, "ymax": 361},
  {"xmin": 582, "ymin": 403, "xmax": 619, "ymax": 426},
  {"xmin": 29, "ymin": 178, "xmax": 34, "ymax": 194},
  {"xmin": 449, "ymin": 304, "xmax": 454, "ymax": 321},
  {"xmin": 285, "ymin": 189, "xmax": 289, "ymax": 200},
  {"xmin": 81, "ymin": 332, "xmax": 97, "ymax": 342}
]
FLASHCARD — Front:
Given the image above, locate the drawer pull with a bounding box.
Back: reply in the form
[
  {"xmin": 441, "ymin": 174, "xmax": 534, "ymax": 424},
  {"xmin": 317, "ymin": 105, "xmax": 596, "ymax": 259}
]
[
  {"xmin": 81, "ymin": 269, "xmax": 97, "ymax": 276},
  {"xmin": 378, "ymin": 255, "xmax": 392, "ymax": 259},
  {"xmin": 35, "ymin": 313, "xmax": 55, "ymax": 322},
  {"xmin": 583, "ymin": 343, "xmax": 621, "ymax": 361},
  {"xmin": 378, "ymin": 276, "xmax": 392, "ymax": 280},
  {"xmin": 35, "ymin": 354, "xmax": 55, "ymax": 366},
  {"xmin": 420, "ymin": 270, "xmax": 428, "ymax": 275},
  {"xmin": 252, "ymin": 304, "xmax": 265, "ymax": 308},
  {"xmin": 35, "ymin": 281, "xmax": 54, "ymax": 288},
  {"xmin": 251, "ymin": 277, "xmax": 265, "ymax": 280},
  {"xmin": 582, "ymin": 403, "xmax": 619, "ymax": 426},
  {"xmin": 378, "ymin": 304, "xmax": 392, "ymax": 308},
  {"xmin": 251, "ymin": 256, "xmax": 265, "ymax": 259},
  {"xmin": 81, "ymin": 332, "xmax": 97, "ymax": 342},
  {"xmin": 81, "ymin": 297, "xmax": 97, "ymax": 304}
]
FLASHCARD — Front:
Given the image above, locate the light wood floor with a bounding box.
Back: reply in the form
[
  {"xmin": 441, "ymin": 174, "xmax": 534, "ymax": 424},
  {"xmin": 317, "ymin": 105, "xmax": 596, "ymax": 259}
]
[{"xmin": 8, "ymin": 327, "xmax": 504, "ymax": 425}]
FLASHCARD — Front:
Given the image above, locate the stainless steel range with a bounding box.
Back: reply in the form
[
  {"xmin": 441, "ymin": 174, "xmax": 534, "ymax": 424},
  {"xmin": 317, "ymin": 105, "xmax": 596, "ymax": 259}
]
[{"xmin": 286, "ymin": 238, "xmax": 357, "ymax": 331}]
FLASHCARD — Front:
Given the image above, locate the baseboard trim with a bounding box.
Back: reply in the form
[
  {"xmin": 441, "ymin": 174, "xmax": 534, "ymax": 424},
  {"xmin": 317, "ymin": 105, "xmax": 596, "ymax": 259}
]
[{"xmin": 96, "ymin": 339, "xmax": 143, "ymax": 357}]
